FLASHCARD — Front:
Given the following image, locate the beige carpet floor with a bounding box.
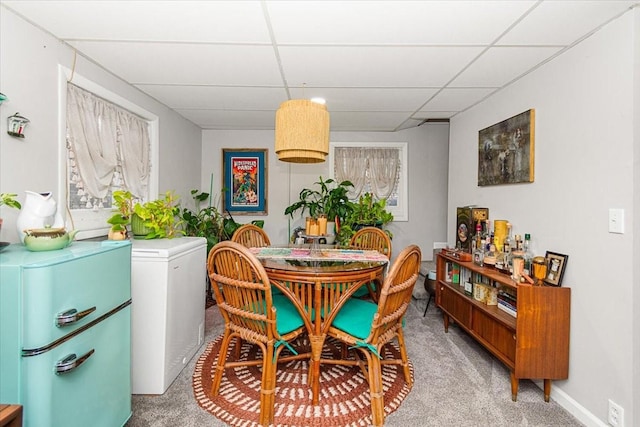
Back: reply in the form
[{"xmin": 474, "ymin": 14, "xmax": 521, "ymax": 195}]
[{"xmin": 126, "ymin": 296, "xmax": 584, "ymax": 427}]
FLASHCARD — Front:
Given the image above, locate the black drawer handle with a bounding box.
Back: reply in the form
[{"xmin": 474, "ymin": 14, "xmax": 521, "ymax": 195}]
[
  {"xmin": 55, "ymin": 349, "xmax": 95, "ymax": 375},
  {"xmin": 56, "ymin": 306, "xmax": 96, "ymax": 327}
]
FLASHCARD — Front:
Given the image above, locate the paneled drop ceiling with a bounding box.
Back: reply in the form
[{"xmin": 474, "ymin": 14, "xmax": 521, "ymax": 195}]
[{"xmin": 2, "ymin": 1, "xmax": 638, "ymax": 131}]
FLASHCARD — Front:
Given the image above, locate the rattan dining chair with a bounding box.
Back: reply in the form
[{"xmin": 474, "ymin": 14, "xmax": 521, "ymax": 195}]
[
  {"xmin": 349, "ymin": 227, "xmax": 392, "ymax": 301},
  {"xmin": 207, "ymin": 241, "xmax": 307, "ymax": 427},
  {"xmin": 326, "ymin": 244, "xmax": 421, "ymax": 427},
  {"xmin": 231, "ymin": 224, "xmax": 271, "ymax": 247}
]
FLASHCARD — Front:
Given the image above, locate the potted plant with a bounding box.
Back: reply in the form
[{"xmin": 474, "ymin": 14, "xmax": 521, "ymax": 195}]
[
  {"xmin": 107, "ymin": 190, "xmax": 137, "ymax": 240},
  {"xmin": 180, "ymin": 189, "xmax": 227, "ymax": 254},
  {"xmin": 0, "ymin": 192, "xmax": 22, "ymax": 233},
  {"xmin": 133, "ymin": 191, "xmax": 184, "ymax": 239},
  {"xmin": 336, "ymin": 192, "xmax": 394, "ymax": 245},
  {"xmin": 284, "ymin": 176, "xmax": 354, "ymax": 238}
]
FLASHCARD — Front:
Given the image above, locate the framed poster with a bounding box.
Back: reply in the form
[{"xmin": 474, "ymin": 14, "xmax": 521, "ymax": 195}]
[
  {"xmin": 478, "ymin": 109, "xmax": 535, "ymax": 186},
  {"xmin": 222, "ymin": 149, "xmax": 268, "ymax": 215}
]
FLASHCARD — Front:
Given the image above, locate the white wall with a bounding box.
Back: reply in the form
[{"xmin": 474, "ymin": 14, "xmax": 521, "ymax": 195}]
[
  {"xmin": 0, "ymin": 7, "xmax": 202, "ymax": 243},
  {"xmin": 201, "ymin": 123, "xmax": 449, "ymax": 261},
  {"xmin": 448, "ymin": 10, "xmax": 638, "ymax": 427}
]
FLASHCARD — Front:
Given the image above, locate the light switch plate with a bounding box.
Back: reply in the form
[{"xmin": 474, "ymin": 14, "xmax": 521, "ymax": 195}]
[{"xmin": 609, "ymin": 209, "xmax": 624, "ymax": 234}]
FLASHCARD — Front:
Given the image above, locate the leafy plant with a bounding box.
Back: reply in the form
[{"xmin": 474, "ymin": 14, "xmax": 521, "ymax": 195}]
[
  {"xmin": 336, "ymin": 192, "xmax": 394, "ymax": 245},
  {"xmin": 180, "ymin": 190, "xmax": 226, "ymax": 254},
  {"xmin": 107, "ymin": 190, "xmax": 137, "ymax": 232},
  {"xmin": 133, "ymin": 191, "xmax": 184, "ymax": 239},
  {"xmin": 346, "ymin": 192, "xmax": 393, "ymax": 226},
  {"xmin": 284, "ymin": 176, "xmax": 354, "ymax": 223},
  {"xmin": 0, "ymin": 193, "xmax": 21, "ymax": 210},
  {"xmin": 180, "ymin": 189, "xmax": 264, "ymax": 252}
]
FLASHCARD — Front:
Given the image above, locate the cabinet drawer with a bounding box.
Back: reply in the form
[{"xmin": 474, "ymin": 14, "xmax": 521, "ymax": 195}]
[
  {"xmin": 472, "ymin": 309, "xmax": 516, "ymax": 364},
  {"xmin": 21, "ymin": 306, "xmax": 131, "ymax": 427},
  {"xmin": 439, "ymin": 284, "xmax": 471, "ymax": 329},
  {"xmin": 22, "ymin": 247, "xmax": 131, "ymax": 349}
]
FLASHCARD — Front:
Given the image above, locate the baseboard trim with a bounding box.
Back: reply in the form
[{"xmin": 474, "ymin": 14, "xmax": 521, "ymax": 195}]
[{"xmin": 532, "ymin": 380, "xmax": 607, "ymax": 427}]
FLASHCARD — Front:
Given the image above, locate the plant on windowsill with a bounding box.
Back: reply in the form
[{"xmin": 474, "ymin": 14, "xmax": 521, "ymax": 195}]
[{"xmin": 336, "ymin": 192, "xmax": 394, "ymax": 245}]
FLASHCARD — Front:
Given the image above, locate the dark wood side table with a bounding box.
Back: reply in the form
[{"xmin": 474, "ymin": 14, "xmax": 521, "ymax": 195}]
[{"xmin": 0, "ymin": 404, "xmax": 23, "ymax": 427}]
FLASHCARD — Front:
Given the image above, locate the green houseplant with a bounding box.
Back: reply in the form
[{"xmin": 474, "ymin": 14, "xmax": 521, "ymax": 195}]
[
  {"xmin": 336, "ymin": 192, "xmax": 394, "ymax": 245},
  {"xmin": 0, "ymin": 193, "xmax": 22, "ymax": 210},
  {"xmin": 133, "ymin": 191, "xmax": 184, "ymax": 239},
  {"xmin": 180, "ymin": 189, "xmax": 265, "ymax": 253},
  {"xmin": 107, "ymin": 190, "xmax": 136, "ymax": 240},
  {"xmin": 0, "ymin": 192, "xmax": 22, "ymax": 234},
  {"xmin": 284, "ymin": 176, "xmax": 354, "ymax": 224},
  {"xmin": 180, "ymin": 189, "xmax": 226, "ymax": 254}
]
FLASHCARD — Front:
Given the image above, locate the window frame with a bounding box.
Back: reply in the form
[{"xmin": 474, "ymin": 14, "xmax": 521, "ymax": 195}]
[
  {"xmin": 57, "ymin": 66, "xmax": 159, "ymax": 239},
  {"xmin": 328, "ymin": 141, "xmax": 408, "ymax": 221}
]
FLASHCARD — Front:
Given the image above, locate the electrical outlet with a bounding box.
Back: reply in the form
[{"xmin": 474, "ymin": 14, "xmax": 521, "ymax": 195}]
[{"xmin": 608, "ymin": 399, "xmax": 624, "ymax": 427}]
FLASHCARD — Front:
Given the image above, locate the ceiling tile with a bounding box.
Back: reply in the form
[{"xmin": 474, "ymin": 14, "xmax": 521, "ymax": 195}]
[
  {"xmin": 419, "ymin": 88, "xmax": 497, "ymax": 112},
  {"xmin": 69, "ymin": 41, "xmax": 283, "ymax": 85},
  {"xmin": 329, "ymin": 111, "xmax": 412, "ymax": 131},
  {"xmin": 498, "ymin": 1, "xmax": 638, "ymax": 45},
  {"xmin": 278, "ymin": 46, "xmax": 484, "ymax": 87},
  {"xmin": 288, "ymin": 87, "xmax": 439, "ymax": 112},
  {"xmin": 267, "ymin": 0, "xmax": 536, "ymax": 44},
  {"xmin": 450, "ymin": 46, "xmax": 562, "ymax": 87},
  {"xmin": 175, "ymin": 109, "xmax": 277, "ymax": 130},
  {"xmin": 136, "ymin": 85, "xmax": 288, "ymax": 110},
  {"xmin": 4, "ymin": 0, "xmax": 270, "ymax": 42}
]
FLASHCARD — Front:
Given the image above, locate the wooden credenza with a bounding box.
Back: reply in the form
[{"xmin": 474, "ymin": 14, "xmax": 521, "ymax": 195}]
[
  {"xmin": 435, "ymin": 252, "xmax": 571, "ymax": 402},
  {"xmin": 0, "ymin": 404, "xmax": 23, "ymax": 427}
]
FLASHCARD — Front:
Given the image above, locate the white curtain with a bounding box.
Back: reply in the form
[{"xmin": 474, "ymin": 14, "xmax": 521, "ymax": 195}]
[
  {"xmin": 334, "ymin": 146, "xmax": 399, "ymax": 201},
  {"xmin": 368, "ymin": 148, "xmax": 399, "ymax": 200},
  {"xmin": 334, "ymin": 147, "xmax": 368, "ymax": 199},
  {"xmin": 66, "ymin": 83, "xmax": 150, "ymax": 203}
]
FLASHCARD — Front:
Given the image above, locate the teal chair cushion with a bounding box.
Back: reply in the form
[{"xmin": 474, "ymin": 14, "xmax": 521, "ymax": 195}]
[
  {"xmin": 352, "ymin": 282, "xmax": 376, "ymax": 298},
  {"xmin": 331, "ymin": 297, "xmax": 378, "ymax": 340},
  {"xmin": 272, "ymin": 294, "xmax": 305, "ymax": 335}
]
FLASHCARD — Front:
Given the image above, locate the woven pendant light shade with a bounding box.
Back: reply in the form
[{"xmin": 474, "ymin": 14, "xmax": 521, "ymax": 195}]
[{"xmin": 275, "ymin": 99, "xmax": 330, "ymax": 163}]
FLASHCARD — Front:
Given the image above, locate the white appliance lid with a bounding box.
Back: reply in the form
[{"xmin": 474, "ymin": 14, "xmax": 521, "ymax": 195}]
[{"xmin": 131, "ymin": 237, "xmax": 206, "ymax": 258}]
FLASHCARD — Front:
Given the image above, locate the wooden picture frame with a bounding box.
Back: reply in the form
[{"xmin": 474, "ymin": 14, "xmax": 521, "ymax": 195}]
[
  {"xmin": 222, "ymin": 149, "xmax": 268, "ymax": 215},
  {"xmin": 544, "ymin": 251, "xmax": 568, "ymax": 287},
  {"xmin": 478, "ymin": 109, "xmax": 535, "ymax": 186}
]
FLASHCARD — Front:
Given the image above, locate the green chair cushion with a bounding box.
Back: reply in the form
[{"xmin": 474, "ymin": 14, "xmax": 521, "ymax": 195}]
[
  {"xmin": 272, "ymin": 294, "xmax": 305, "ymax": 335},
  {"xmin": 331, "ymin": 297, "xmax": 378, "ymax": 340},
  {"xmin": 352, "ymin": 281, "xmax": 376, "ymax": 298}
]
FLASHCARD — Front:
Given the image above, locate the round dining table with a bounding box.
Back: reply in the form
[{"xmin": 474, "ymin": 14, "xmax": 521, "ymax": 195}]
[{"xmin": 259, "ymin": 256, "xmax": 387, "ymax": 405}]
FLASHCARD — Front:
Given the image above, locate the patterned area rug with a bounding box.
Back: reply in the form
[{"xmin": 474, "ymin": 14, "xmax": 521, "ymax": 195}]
[{"xmin": 193, "ymin": 335, "xmax": 413, "ymax": 426}]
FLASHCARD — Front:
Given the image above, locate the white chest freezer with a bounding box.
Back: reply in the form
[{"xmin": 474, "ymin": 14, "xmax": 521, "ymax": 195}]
[{"xmin": 130, "ymin": 237, "xmax": 207, "ymax": 394}]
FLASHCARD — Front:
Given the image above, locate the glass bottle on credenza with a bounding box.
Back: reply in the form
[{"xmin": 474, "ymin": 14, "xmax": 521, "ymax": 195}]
[
  {"xmin": 523, "ymin": 233, "xmax": 533, "ymax": 277},
  {"xmin": 503, "ymin": 222, "xmax": 513, "ymax": 273},
  {"xmin": 473, "ymin": 221, "xmax": 484, "ymax": 266}
]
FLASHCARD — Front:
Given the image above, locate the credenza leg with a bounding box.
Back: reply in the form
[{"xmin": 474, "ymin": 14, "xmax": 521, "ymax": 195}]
[
  {"xmin": 543, "ymin": 379, "xmax": 551, "ymax": 402},
  {"xmin": 510, "ymin": 372, "xmax": 518, "ymax": 402},
  {"xmin": 443, "ymin": 314, "xmax": 450, "ymax": 333}
]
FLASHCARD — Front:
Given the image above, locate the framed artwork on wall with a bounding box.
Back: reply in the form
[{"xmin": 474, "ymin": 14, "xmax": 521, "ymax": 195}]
[
  {"xmin": 222, "ymin": 149, "xmax": 268, "ymax": 215},
  {"xmin": 478, "ymin": 109, "xmax": 535, "ymax": 186}
]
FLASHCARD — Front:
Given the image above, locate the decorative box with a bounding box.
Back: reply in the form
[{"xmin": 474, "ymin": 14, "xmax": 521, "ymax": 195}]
[{"xmin": 456, "ymin": 206, "xmax": 489, "ymax": 253}]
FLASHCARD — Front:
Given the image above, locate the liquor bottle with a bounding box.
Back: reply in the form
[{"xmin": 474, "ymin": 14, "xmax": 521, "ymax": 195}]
[
  {"xmin": 510, "ymin": 234, "xmax": 525, "ymax": 281},
  {"xmin": 473, "ymin": 221, "xmax": 484, "ymax": 266},
  {"xmin": 523, "ymin": 233, "xmax": 533, "ymax": 276},
  {"xmin": 503, "ymin": 222, "xmax": 513, "ymax": 272}
]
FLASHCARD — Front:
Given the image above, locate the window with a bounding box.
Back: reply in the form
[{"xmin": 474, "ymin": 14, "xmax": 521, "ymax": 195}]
[
  {"xmin": 328, "ymin": 142, "xmax": 408, "ymax": 221},
  {"xmin": 58, "ymin": 67, "xmax": 159, "ymax": 238}
]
